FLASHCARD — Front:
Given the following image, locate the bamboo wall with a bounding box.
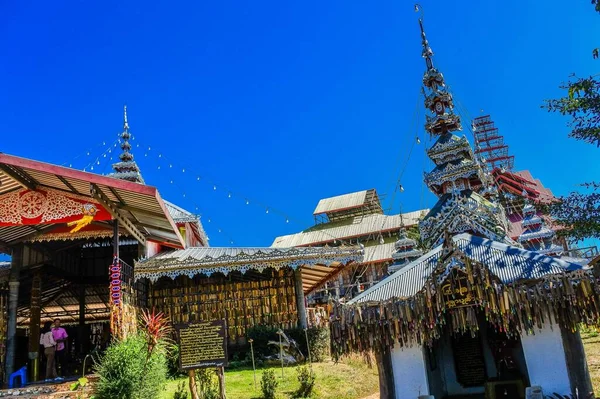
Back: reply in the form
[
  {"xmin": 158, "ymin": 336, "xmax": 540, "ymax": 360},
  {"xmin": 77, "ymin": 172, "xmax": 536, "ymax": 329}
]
[{"xmin": 148, "ymin": 269, "xmax": 298, "ymax": 342}]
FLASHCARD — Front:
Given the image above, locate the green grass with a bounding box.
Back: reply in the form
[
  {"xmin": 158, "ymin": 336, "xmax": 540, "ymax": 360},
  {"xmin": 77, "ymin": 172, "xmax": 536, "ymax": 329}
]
[
  {"xmin": 582, "ymin": 330, "xmax": 600, "ymax": 395},
  {"xmin": 159, "ymin": 357, "xmax": 379, "ymax": 399}
]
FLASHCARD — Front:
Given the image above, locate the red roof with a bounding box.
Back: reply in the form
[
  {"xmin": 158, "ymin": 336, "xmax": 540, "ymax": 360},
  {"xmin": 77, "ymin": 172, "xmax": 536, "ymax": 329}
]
[{"xmin": 0, "ymin": 153, "xmax": 184, "ymax": 248}]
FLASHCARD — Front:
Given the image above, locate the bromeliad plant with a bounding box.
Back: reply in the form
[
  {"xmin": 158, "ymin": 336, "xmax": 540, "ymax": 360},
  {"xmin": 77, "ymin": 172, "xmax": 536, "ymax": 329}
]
[{"xmin": 140, "ymin": 308, "xmax": 171, "ymax": 356}]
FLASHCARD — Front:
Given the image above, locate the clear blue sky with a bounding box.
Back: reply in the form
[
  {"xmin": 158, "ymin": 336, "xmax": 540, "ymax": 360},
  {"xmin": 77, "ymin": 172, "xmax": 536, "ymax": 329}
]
[{"xmin": 1, "ymin": 1, "xmax": 598, "ymax": 247}]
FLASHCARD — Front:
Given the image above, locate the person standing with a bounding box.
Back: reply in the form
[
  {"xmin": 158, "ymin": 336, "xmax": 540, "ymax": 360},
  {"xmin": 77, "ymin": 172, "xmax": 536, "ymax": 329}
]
[
  {"xmin": 40, "ymin": 321, "xmax": 57, "ymax": 381},
  {"xmin": 52, "ymin": 319, "xmax": 68, "ymax": 378}
]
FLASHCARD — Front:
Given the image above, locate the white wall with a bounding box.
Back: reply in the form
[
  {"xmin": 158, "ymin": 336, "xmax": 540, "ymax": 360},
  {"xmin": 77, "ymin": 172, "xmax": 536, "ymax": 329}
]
[
  {"xmin": 391, "ymin": 344, "xmax": 430, "ymax": 399},
  {"xmin": 521, "ymin": 324, "xmax": 571, "ymax": 395}
]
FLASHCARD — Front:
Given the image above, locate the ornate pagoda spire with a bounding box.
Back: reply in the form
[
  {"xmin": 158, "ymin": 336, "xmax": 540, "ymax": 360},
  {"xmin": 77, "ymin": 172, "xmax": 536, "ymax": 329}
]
[
  {"xmin": 414, "ymin": 5, "xmax": 510, "ymax": 248},
  {"xmin": 389, "ymin": 228, "xmax": 423, "ymax": 274},
  {"xmin": 110, "ymin": 106, "xmax": 145, "ymax": 184},
  {"xmin": 517, "ymin": 193, "xmax": 563, "ymax": 255}
]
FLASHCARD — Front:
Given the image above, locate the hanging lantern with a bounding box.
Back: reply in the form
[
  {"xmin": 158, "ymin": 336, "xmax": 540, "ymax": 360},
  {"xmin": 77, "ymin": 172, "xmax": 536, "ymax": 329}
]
[
  {"xmin": 213, "ymin": 185, "xmax": 217, "ymax": 190},
  {"xmin": 266, "ymin": 208, "xmax": 269, "ymax": 214},
  {"xmin": 399, "ymin": 184, "xmax": 405, "ymax": 193},
  {"xmin": 416, "ymin": 136, "xmax": 421, "ymax": 144},
  {"xmin": 246, "ymin": 199, "xmax": 250, "ymax": 205},
  {"xmin": 379, "ymin": 235, "xmax": 385, "ymax": 245}
]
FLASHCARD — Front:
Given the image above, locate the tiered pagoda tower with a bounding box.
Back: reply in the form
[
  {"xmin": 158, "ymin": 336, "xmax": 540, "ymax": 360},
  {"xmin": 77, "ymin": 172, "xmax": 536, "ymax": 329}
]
[
  {"xmin": 416, "ymin": 13, "xmax": 511, "ymax": 248},
  {"xmin": 389, "ymin": 228, "xmax": 423, "ymax": 273},
  {"xmin": 517, "ymin": 199, "xmax": 563, "ymax": 255},
  {"xmin": 110, "ymin": 106, "xmax": 145, "ymax": 184}
]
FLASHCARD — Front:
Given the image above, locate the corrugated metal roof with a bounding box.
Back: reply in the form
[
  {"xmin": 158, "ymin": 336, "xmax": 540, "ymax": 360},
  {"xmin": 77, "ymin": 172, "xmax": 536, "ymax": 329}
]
[
  {"xmin": 313, "ymin": 190, "xmax": 369, "ymax": 215},
  {"xmin": 349, "ymin": 233, "xmax": 582, "ymax": 304},
  {"xmin": 272, "ymin": 210, "xmax": 427, "ymax": 247},
  {"xmin": 164, "ymin": 200, "xmax": 209, "ymax": 246},
  {"xmin": 135, "ymin": 245, "xmax": 364, "ymax": 294},
  {"xmin": 363, "ymin": 242, "xmax": 396, "ymax": 264}
]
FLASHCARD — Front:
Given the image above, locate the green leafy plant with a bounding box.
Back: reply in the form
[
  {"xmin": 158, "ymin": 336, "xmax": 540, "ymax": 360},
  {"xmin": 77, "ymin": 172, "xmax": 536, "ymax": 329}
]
[
  {"xmin": 195, "ymin": 369, "xmax": 219, "ymax": 399},
  {"xmin": 94, "ymin": 333, "xmax": 168, "ymax": 399},
  {"xmin": 293, "ymin": 366, "xmax": 316, "ymax": 398},
  {"xmin": 286, "ymin": 327, "xmax": 330, "ymax": 363},
  {"xmin": 260, "ymin": 369, "xmax": 278, "ymax": 399},
  {"xmin": 172, "ymin": 381, "xmax": 188, "ymax": 399}
]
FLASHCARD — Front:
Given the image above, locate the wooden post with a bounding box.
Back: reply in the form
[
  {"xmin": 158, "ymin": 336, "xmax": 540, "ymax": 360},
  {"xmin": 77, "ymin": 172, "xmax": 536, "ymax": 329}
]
[
  {"xmin": 217, "ymin": 367, "xmax": 227, "ymax": 399},
  {"xmin": 188, "ymin": 369, "xmax": 200, "ymax": 399},
  {"xmin": 6, "ymin": 244, "xmax": 23, "ymax": 379},
  {"xmin": 304, "ymin": 328, "xmax": 312, "ymax": 368},
  {"xmin": 28, "ymin": 270, "xmax": 42, "ymax": 382},
  {"xmin": 249, "ymin": 339, "xmax": 257, "ymax": 390},
  {"xmin": 294, "ymin": 269, "xmax": 307, "ymax": 329},
  {"xmin": 78, "ymin": 283, "xmax": 86, "ymax": 354},
  {"xmin": 278, "ymin": 330, "xmax": 284, "ymax": 378}
]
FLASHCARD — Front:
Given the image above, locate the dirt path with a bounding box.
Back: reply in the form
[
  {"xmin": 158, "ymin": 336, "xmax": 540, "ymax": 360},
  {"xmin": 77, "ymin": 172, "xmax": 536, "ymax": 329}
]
[{"xmin": 361, "ymin": 393, "xmax": 379, "ymax": 399}]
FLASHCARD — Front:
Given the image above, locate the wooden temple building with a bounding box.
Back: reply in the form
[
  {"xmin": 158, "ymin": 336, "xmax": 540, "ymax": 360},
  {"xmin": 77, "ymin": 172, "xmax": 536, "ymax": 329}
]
[
  {"xmin": 330, "ymin": 11, "xmax": 598, "ymax": 399},
  {"xmin": 272, "ymin": 189, "xmax": 427, "ymax": 303},
  {"xmin": 0, "ymin": 108, "xmax": 362, "ymax": 384}
]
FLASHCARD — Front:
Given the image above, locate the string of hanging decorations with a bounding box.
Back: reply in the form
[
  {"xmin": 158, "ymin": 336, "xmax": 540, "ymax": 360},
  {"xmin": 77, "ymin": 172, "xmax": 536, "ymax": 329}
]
[
  {"xmin": 129, "ymin": 140, "xmax": 364, "ymax": 247},
  {"xmin": 330, "ymin": 247, "xmax": 600, "ymax": 360}
]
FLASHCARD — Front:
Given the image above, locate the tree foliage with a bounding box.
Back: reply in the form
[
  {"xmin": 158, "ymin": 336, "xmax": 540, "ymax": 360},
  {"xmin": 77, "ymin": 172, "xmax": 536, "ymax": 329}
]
[
  {"xmin": 542, "ymin": 184, "xmax": 600, "ymax": 241},
  {"xmin": 543, "ymin": 75, "xmax": 600, "ymax": 147},
  {"xmin": 539, "ymin": 3, "xmax": 600, "ymax": 241}
]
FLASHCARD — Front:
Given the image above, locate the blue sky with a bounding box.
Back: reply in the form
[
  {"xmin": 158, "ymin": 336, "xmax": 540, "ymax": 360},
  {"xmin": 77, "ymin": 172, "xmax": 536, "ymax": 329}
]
[{"xmin": 1, "ymin": 1, "xmax": 598, "ymax": 248}]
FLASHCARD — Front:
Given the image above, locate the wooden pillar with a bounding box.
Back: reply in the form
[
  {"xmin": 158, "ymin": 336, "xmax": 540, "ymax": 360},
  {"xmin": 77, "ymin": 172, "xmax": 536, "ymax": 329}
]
[
  {"xmin": 217, "ymin": 367, "xmax": 227, "ymax": 399},
  {"xmin": 188, "ymin": 369, "xmax": 200, "ymax": 399},
  {"xmin": 6, "ymin": 245, "xmax": 23, "ymax": 379},
  {"xmin": 78, "ymin": 283, "xmax": 86, "ymax": 354},
  {"xmin": 375, "ymin": 346, "xmax": 396, "ymax": 399},
  {"xmin": 294, "ymin": 269, "xmax": 307, "ymax": 329},
  {"xmin": 113, "ymin": 220, "xmax": 119, "ymax": 259},
  {"xmin": 560, "ymin": 324, "xmax": 594, "ymax": 397},
  {"xmin": 28, "ymin": 270, "xmax": 42, "ymax": 382}
]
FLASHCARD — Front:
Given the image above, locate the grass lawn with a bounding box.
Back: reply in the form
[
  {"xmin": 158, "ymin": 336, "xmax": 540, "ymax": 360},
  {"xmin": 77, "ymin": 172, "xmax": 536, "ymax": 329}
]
[
  {"xmin": 583, "ymin": 330, "xmax": 600, "ymax": 394},
  {"xmin": 159, "ymin": 357, "xmax": 379, "ymax": 399}
]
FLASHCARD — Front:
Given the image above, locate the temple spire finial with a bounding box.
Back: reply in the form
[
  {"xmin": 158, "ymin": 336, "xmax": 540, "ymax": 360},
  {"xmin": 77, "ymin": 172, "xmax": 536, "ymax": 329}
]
[
  {"xmin": 415, "ymin": 4, "xmax": 434, "ymax": 70},
  {"xmin": 109, "ymin": 106, "xmax": 145, "ymax": 184},
  {"xmin": 123, "ymin": 105, "xmax": 129, "ymax": 130}
]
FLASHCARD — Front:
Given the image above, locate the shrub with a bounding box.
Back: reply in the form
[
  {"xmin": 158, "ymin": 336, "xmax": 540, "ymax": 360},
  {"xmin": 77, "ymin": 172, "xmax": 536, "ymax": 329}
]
[
  {"xmin": 293, "ymin": 366, "xmax": 316, "ymax": 398},
  {"xmin": 94, "ymin": 333, "xmax": 168, "ymax": 399},
  {"xmin": 260, "ymin": 369, "xmax": 278, "ymax": 399},
  {"xmin": 286, "ymin": 326, "xmax": 330, "ymax": 363},
  {"xmin": 173, "ymin": 381, "xmax": 188, "ymax": 399},
  {"xmin": 195, "ymin": 369, "xmax": 219, "ymax": 399}
]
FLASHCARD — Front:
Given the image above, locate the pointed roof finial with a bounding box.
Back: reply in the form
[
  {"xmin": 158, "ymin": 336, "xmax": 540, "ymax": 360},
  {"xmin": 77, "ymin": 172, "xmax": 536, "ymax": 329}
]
[
  {"xmin": 123, "ymin": 105, "xmax": 129, "ymax": 130},
  {"xmin": 415, "ymin": 4, "xmax": 434, "ymax": 70}
]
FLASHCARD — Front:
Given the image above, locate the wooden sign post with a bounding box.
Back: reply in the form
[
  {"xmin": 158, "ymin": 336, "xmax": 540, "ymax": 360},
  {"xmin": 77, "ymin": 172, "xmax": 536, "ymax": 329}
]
[{"xmin": 176, "ymin": 320, "xmax": 228, "ymax": 399}]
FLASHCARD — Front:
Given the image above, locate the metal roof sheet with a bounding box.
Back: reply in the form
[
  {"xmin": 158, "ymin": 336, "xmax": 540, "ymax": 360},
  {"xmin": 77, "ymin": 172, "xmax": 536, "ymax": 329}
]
[
  {"xmin": 313, "ymin": 190, "xmax": 369, "ymax": 215},
  {"xmin": 272, "ymin": 210, "xmax": 427, "ymax": 248},
  {"xmin": 135, "ymin": 245, "xmax": 364, "ymax": 294},
  {"xmin": 349, "ymin": 233, "xmax": 582, "ymax": 304}
]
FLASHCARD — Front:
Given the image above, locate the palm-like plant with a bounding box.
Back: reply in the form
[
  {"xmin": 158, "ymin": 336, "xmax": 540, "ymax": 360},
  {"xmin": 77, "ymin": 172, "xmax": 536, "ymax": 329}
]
[{"xmin": 140, "ymin": 308, "xmax": 170, "ymax": 355}]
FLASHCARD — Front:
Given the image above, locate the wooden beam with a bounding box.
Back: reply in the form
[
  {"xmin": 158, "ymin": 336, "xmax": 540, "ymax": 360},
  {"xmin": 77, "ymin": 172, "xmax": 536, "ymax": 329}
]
[
  {"xmin": 56, "ymin": 175, "xmax": 81, "ymax": 195},
  {"xmin": 118, "ymin": 204, "xmax": 166, "ymax": 219},
  {"xmin": 0, "ymin": 164, "xmax": 37, "ymax": 190},
  {"xmin": 90, "ymin": 184, "xmax": 146, "ymax": 246}
]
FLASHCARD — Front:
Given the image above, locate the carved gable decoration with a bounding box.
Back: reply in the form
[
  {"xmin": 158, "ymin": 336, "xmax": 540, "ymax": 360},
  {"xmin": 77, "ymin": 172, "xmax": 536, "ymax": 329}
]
[{"xmin": 0, "ymin": 188, "xmax": 112, "ymax": 226}]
